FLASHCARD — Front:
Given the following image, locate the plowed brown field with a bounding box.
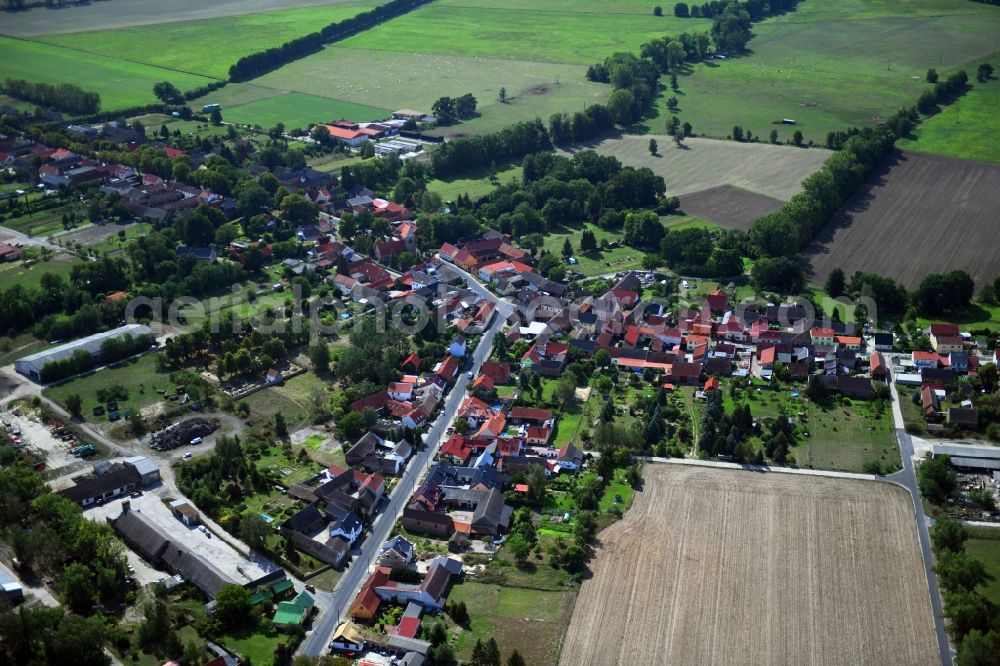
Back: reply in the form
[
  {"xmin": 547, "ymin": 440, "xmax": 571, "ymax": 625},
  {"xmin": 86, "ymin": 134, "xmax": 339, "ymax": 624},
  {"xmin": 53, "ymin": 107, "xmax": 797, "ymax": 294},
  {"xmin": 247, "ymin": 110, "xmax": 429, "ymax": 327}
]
[{"xmin": 559, "ymin": 465, "xmax": 937, "ymax": 666}]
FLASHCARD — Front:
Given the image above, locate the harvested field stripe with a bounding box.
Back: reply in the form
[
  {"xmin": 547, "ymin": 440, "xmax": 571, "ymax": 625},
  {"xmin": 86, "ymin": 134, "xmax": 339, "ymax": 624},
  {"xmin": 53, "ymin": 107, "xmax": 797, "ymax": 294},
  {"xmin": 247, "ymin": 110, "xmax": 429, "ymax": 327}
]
[{"xmin": 560, "ymin": 465, "xmax": 938, "ymax": 665}]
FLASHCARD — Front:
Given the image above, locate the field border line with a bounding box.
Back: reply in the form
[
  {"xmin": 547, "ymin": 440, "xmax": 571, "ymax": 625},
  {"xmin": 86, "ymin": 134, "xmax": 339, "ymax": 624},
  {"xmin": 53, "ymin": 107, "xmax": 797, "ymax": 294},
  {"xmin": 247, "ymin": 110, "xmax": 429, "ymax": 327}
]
[{"xmin": 637, "ymin": 455, "xmax": 881, "ymax": 482}]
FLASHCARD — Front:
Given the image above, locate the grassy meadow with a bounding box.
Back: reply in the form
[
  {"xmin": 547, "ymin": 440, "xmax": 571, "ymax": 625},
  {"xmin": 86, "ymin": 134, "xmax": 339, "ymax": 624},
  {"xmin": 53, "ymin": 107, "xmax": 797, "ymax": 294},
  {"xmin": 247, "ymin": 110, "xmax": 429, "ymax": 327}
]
[
  {"xmin": 898, "ymin": 72, "xmax": 1000, "ymax": 164},
  {"xmin": 252, "ymin": 47, "xmax": 608, "ymax": 137},
  {"xmin": 0, "ymin": 253, "xmax": 82, "ymax": 291},
  {"xmin": 340, "ymin": 3, "xmax": 710, "ymax": 64},
  {"xmin": 0, "ymin": 36, "xmax": 215, "ymax": 110},
  {"xmin": 223, "ymin": 92, "xmax": 390, "ymax": 129},
  {"xmin": 662, "ymin": 0, "xmax": 1000, "ymax": 143},
  {"xmin": 37, "ymin": 1, "xmax": 381, "ymax": 79},
  {"xmin": 966, "ymin": 527, "xmax": 1000, "ymax": 607}
]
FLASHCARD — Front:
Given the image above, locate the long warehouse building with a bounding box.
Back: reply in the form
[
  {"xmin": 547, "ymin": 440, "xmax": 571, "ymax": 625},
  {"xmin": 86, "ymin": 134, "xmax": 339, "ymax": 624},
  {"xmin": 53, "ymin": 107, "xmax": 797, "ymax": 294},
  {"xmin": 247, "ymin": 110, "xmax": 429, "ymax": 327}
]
[{"xmin": 14, "ymin": 324, "xmax": 154, "ymax": 381}]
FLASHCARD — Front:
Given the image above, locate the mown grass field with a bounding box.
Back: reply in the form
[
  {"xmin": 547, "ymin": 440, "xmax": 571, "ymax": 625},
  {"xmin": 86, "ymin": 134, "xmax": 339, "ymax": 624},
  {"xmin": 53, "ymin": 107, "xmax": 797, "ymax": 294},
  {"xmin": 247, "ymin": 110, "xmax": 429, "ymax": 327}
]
[
  {"xmin": 44, "ymin": 353, "xmax": 178, "ymax": 416},
  {"xmin": 664, "ymin": 0, "xmax": 1000, "ymax": 143},
  {"xmin": 223, "ymin": 92, "xmax": 390, "ymax": 129},
  {"xmin": 0, "ymin": 253, "xmax": 81, "ymax": 290},
  {"xmin": 0, "ymin": 36, "xmax": 215, "ymax": 111},
  {"xmin": 37, "ymin": 1, "xmax": 381, "ymax": 79},
  {"xmin": 427, "ymin": 165, "xmax": 524, "ymax": 201},
  {"xmin": 704, "ymin": 377, "xmax": 899, "ymax": 474},
  {"xmin": 898, "ymin": 77, "xmax": 1000, "ymax": 164},
  {"xmin": 966, "ymin": 527, "xmax": 1000, "ymax": 607},
  {"xmin": 562, "ymin": 135, "xmax": 831, "ymax": 199},
  {"xmin": 535, "ymin": 218, "xmax": 711, "ymax": 277},
  {"xmin": 340, "ymin": 2, "xmax": 709, "ymax": 64},
  {"xmin": 252, "ymin": 47, "xmax": 607, "ymax": 137},
  {"xmin": 447, "ymin": 581, "xmax": 573, "ymax": 666}
]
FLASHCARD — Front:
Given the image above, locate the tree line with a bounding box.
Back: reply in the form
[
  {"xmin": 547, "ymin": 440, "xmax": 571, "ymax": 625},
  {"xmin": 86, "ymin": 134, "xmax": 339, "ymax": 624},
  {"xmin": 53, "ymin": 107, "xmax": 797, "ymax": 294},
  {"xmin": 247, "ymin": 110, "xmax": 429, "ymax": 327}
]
[
  {"xmin": 924, "ymin": 499, "xmax": 1000, "ymax": 664},
  {"xmin": 0, "ymin": 455, "xmax": 134, "ymax": 666},
  {"xmin": 3, "ymin": 79, "xmax": 100, "ymax": 114},
  {"xmin": 40, "ymin": 332, "xmax": 155, "ymax": 383},
  {"xmin": 747, "ymin": 124, "xmax": 899, "ymax": 257},
  {"xmin": 228, "ymin": 0, "xmax": 433, "ymax": 81},
  {"xmin": 675, "ymin": 0, "xmax": 801, "ymax": 19}
]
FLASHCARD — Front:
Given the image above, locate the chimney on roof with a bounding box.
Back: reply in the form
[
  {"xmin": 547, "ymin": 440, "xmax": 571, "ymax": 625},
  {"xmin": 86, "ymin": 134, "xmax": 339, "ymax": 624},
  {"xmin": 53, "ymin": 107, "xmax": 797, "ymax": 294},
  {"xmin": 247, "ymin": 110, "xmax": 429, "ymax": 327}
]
[{"xmin": 121, "ymin": 500, "xmax": 130, "ymax": 514}]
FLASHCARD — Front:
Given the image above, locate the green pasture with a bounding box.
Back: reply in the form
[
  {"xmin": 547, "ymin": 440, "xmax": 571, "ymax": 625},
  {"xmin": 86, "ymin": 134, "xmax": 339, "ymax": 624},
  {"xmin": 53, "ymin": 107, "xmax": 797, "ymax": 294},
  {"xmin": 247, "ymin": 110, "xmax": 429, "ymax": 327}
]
[
  {"xmin": 44, "ymin": 353, "xmax": 181, "ymax": 416},
  {"xmin": 0, "ymin": 253, "xmax": 82, "ymax": 290},
  {"xmin": 224, "ymin": 92, "xmax": 390, "ymax": 129},
  {"xmin": 663, "ymin": 0, "xmax": 1000, "ymax": 143},
  {"xmin": 427, "ymin": 165, "xmax": 523, "ymax": 201},
  {"xmin": 725, "ymin": 379, "xmax": 899, "ymax": 473},
  {"xmin": 38, "ymin": 1, "xmax": 381, "ymax": 79},
  {"xmin": 537, "ymin": 220, "xmax": 708, "ymax": 277},
  {"xmin": 966, "ymin": 528, "xmax": 1000, "ymax": 607},
  {"xmin": 253, "ymin": 47, "xmax": 607, "ymax": 137},
  {"xmin": 436, "ymin": 0, "xmax": 685, "ymax": 14},
  {"xmin": 0, "ymin": 36, "xmax": 215, "ymax": 111},
  {"xmin": 446, "ymin": 581, "xmax": 570, "ymax": 665},
  {"xmin": 898, "ymin": 75, "xmax": 1000, "ymax": 164},
  {"xmin": 340, "ymin": 4, "xmax": 710, "ymax": 64}
]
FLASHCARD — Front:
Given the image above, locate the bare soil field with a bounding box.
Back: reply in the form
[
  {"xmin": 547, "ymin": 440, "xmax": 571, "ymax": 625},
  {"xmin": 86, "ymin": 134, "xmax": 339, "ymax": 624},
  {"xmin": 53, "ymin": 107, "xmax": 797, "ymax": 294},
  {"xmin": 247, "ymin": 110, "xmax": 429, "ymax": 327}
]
[
  {"xmin": 804, "ymin": 150, "xmax": 1000, "ymax": 289},
  {"xmin": 0, "ymin": 0, "xmax": 361, "ymax": 36},
  {"xmin": 560, "ymin": 465, "xmax": 937, "ymax": 666},
  {"xmin": 678, "ymin": 185, "xmax": 783, "ymax": 231},
  {"xmin": 560, "ymin": 135, "xmax": 830, "ymax": 200}
]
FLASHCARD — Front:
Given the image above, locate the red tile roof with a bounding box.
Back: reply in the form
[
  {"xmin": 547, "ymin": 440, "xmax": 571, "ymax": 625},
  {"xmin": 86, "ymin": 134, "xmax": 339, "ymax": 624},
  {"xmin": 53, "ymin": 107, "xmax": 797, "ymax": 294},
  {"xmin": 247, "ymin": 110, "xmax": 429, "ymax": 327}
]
[{"xmin": 509, "ymin": 407, "xmax": 552, "ymax": 423}]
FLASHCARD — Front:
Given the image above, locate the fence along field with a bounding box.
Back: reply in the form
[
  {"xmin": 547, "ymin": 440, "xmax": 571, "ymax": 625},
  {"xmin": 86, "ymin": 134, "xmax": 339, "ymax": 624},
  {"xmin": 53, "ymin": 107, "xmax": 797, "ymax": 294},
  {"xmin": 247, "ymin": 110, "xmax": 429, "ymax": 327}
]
[
  {"xmin": 560, "ymin": 465, "xmax": 938, "ymax": 666},
  {"xmin": 803, "ymin": 150, "xmax": 1000, "ymax": 289}
]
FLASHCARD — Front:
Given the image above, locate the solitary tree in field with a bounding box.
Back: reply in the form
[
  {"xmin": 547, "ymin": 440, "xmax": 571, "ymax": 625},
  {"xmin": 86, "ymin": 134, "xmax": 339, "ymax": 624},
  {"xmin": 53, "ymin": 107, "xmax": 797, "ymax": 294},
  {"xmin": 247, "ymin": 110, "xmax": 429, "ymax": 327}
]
[
  {"xmin": 978, "ymin": 62, "xmax": 994, "ymax": 83},
  {"xmin": 926, "ymin": 68, "xmax": 939, "ymax": 83},
  {"xmin": 770, "ymin": 129, "xmax": 778, "ymax": 144},
  {"xmin": 667, "ymin": 96, "xmax": 679, "ymax": 111},
  {"xmin": 498, "ymin": 87, "xmax": 507, "ymax": 103},
  {"xmin": 792, "ymin": 130, "xmax": 804, "ymax": 146},
  {"xmin": 682, "ymin": 121, "xmax": 692, "ymax": 137},
  {"xmin": 648, "ymin": 138, "xmax": 658, "ymax": 155}
]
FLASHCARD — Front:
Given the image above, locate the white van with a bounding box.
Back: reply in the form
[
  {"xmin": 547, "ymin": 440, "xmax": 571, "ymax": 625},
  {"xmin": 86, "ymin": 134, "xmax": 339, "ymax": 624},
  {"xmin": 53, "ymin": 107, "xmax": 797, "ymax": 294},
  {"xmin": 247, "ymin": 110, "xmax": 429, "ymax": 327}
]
[{"xmin": 190, "ymin": 436, "xmax": 203, "ymax": 445}]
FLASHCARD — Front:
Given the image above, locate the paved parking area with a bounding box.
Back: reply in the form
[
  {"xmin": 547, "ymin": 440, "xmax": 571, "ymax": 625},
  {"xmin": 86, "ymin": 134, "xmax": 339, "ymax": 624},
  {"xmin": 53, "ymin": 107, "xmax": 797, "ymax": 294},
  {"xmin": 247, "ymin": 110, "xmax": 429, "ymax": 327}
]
[{"xmin": 85, "ymin": 488, "xmax": 277, "ymax": 585}]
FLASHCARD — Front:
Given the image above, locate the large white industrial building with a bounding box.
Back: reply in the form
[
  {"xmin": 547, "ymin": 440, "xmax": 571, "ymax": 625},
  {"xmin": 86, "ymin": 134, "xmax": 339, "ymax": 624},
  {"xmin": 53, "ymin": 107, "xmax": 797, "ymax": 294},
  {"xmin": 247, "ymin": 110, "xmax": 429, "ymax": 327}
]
[{"xmin": 14, "ymin": 324, "xmax": 154, "ymax": 381}]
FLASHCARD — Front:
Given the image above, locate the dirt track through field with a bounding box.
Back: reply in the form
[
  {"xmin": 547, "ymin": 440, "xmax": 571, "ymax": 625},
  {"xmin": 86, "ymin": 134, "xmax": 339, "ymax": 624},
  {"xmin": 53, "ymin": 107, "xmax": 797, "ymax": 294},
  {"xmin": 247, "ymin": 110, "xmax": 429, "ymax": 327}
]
[{"xmin": 559, "ymin": 465, "xmax": 937, "ymax": 666}]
